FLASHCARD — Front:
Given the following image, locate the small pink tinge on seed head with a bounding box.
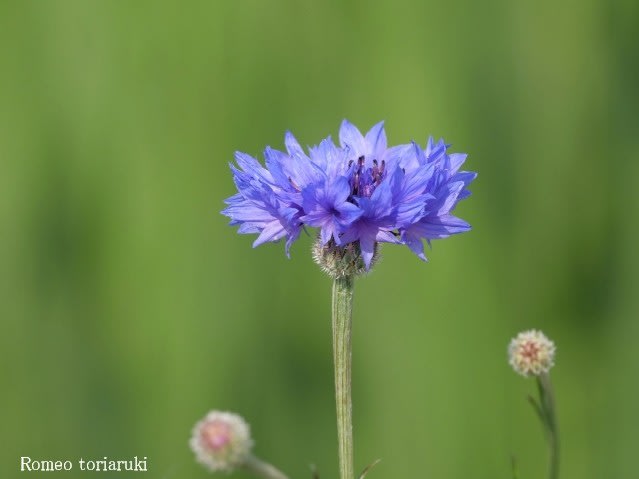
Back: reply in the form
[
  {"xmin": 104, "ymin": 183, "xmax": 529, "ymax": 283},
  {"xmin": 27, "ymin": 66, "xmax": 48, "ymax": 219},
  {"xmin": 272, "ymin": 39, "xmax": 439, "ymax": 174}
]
[
  {"xmin": 201, "ymin": 420, "xmax": 231, "ymax": 451},
  {"xmin": 520, "ymin": 340, "xmax": 540, "ymax": 361}
]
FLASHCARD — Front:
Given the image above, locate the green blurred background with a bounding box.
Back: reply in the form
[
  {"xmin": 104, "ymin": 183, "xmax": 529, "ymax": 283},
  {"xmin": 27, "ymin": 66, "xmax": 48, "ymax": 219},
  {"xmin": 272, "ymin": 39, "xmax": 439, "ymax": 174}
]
[{"xmin": 1, "ymin": 1, "xmax": 638, "ymax": 478}]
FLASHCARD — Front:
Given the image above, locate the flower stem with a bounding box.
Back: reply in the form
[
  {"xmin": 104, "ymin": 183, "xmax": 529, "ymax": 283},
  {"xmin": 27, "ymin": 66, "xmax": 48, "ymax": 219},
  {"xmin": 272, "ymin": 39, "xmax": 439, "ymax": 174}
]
[
  {"xmin": 537, "ymin": 373, "xmax": 559, "ymax": 479},
  {"xmin": 332, "ymin": 275, "xmax": 355, "ymax": 479},
  {"xmin": 244, "ymin": 454, "xmax": 289, "ymax": 479}
]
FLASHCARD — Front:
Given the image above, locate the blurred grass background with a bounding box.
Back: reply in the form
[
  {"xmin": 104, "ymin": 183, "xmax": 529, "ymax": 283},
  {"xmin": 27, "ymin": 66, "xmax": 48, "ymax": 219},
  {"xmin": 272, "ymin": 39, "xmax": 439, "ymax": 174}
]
[{"xmin": 1, "ymin": 1, "xmax": 638, "ymax": 478}]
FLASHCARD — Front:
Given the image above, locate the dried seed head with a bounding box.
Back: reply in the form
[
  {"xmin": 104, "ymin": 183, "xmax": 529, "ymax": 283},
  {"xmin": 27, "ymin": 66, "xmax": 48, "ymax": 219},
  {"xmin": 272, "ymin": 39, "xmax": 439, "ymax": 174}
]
[
  {"xmin": 190, "ymin": 411, "xmax": 253, "ymax": 472},
  {"xmin": 508, "ymin": 330, "xmax": 556, "ymax": 377}
]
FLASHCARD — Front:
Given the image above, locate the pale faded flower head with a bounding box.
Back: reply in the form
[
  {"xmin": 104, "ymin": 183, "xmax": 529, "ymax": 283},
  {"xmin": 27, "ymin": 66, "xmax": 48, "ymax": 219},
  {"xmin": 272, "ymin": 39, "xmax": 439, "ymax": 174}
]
[
  {"xmin": 508, "ymin": 330, "xmax": 556, "ymax": 377},
  {"xmin": 190, "ymin": 411, "xmax": 254, "ymax": 472}
]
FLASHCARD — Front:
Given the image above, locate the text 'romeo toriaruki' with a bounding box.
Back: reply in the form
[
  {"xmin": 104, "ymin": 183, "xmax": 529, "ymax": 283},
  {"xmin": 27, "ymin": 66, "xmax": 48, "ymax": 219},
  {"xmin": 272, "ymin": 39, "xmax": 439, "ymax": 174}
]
[{"xmin": 20, "ymin": 456, "xmax": 148, "ymax": 472}]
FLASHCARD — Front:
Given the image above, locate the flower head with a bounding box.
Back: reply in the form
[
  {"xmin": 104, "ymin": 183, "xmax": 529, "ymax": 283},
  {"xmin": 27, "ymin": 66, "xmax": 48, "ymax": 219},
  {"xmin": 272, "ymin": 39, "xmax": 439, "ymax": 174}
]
[
  {"xmin": 222, "ymin": 121, "xmax": 476, "ymax": 270},
  {"xmin": 190, "ymin": 411, "xmax": 254, "ymax": 472},
  {"xmin": 508, "ymin": 330, "xmax": 556, "ymax": 377}
]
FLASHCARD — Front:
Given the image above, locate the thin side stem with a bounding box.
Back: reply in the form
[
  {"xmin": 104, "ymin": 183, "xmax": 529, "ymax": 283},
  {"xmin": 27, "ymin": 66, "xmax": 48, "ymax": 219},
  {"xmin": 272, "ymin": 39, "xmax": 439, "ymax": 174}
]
[
  {"xmin": 332, "ymin": 275, "xmax": 355, "ymax": 479},
  {"xmin": 537, "ymin": 373, "xmax": 559, "ymax": 479},
  {"xmin": 244, "ymin": 454, "xmax": 289, "ymax": 479}
]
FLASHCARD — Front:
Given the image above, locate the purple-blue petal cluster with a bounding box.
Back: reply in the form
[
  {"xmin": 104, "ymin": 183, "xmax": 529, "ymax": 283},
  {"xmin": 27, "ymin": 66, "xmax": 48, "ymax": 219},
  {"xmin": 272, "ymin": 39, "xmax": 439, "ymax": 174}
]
[{"xmin": 222, "ymin": 121, "xmax": 476, "ymax": 268}]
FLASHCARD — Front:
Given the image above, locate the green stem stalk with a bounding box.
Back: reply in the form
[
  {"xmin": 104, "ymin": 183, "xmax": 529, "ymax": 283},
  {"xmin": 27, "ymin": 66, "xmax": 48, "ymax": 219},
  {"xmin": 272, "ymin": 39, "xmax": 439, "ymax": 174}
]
[
  {"xmin": 332, "ymin": 275, "xmax": 355, "ymax": 479},
  {"xmin": 245, "ymin": 454, "xmax": 289, "ymax": 479},
  {"xmin": 537, "ymin": 373, "xmax": 559, "ymax": 479}
]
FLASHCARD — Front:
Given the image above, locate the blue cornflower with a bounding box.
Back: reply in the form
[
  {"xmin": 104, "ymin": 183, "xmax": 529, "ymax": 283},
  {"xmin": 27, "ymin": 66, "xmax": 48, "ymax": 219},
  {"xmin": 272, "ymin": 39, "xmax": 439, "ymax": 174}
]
[{"xmin": 222, "ymin": 121, "xmax": 476, "ymax": 269}]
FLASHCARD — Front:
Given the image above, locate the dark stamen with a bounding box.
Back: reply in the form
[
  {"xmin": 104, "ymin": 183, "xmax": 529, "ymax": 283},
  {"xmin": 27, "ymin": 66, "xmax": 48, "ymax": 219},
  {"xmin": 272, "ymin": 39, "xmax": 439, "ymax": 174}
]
[
  {"xmin": 371, "ymin": 159, "xmax": 379, "ymax": 182},
  {"xmin": 348, "ymin": 154, "xmax": 388, "ymax": 198}
]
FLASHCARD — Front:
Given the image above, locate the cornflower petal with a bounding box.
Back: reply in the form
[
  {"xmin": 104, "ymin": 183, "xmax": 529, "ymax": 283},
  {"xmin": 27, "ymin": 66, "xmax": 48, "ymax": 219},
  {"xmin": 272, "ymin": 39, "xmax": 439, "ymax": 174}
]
[
  {"xmin": 253, "ymin": 220, "xmax": 289, "ymax": 247},
  {"xmin": 338, "ymin": 120, "xmax": 367, "ymax": 155},
  {"xmin": 301, "ymin": 176, "xmax": 363, "ymax": 246},
  {"xmin": 284, "ymin": 131, "xmax": 306, "ymax": 158},
  {"xmin": 364, "ymin": 121, "xmax": 387, "ymax": 159}
]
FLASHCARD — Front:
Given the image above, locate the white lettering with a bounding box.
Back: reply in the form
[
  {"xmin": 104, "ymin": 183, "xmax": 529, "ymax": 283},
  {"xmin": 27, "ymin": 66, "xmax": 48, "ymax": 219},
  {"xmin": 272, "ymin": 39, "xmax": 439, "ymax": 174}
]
[
  {"xmin": 137, "ymin": 456, "xmax": 148, "ymax": 471},
  {"xmin": 20, "ymin": 457, "xmax": 73, "ymax": 472},
  {"xmin": 20, "ymin": 457, "xmax": 32, "ymax": 471},
  {"xmin": 21, "ymin": 455, "xmax": 146, "ymax": 472}
]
